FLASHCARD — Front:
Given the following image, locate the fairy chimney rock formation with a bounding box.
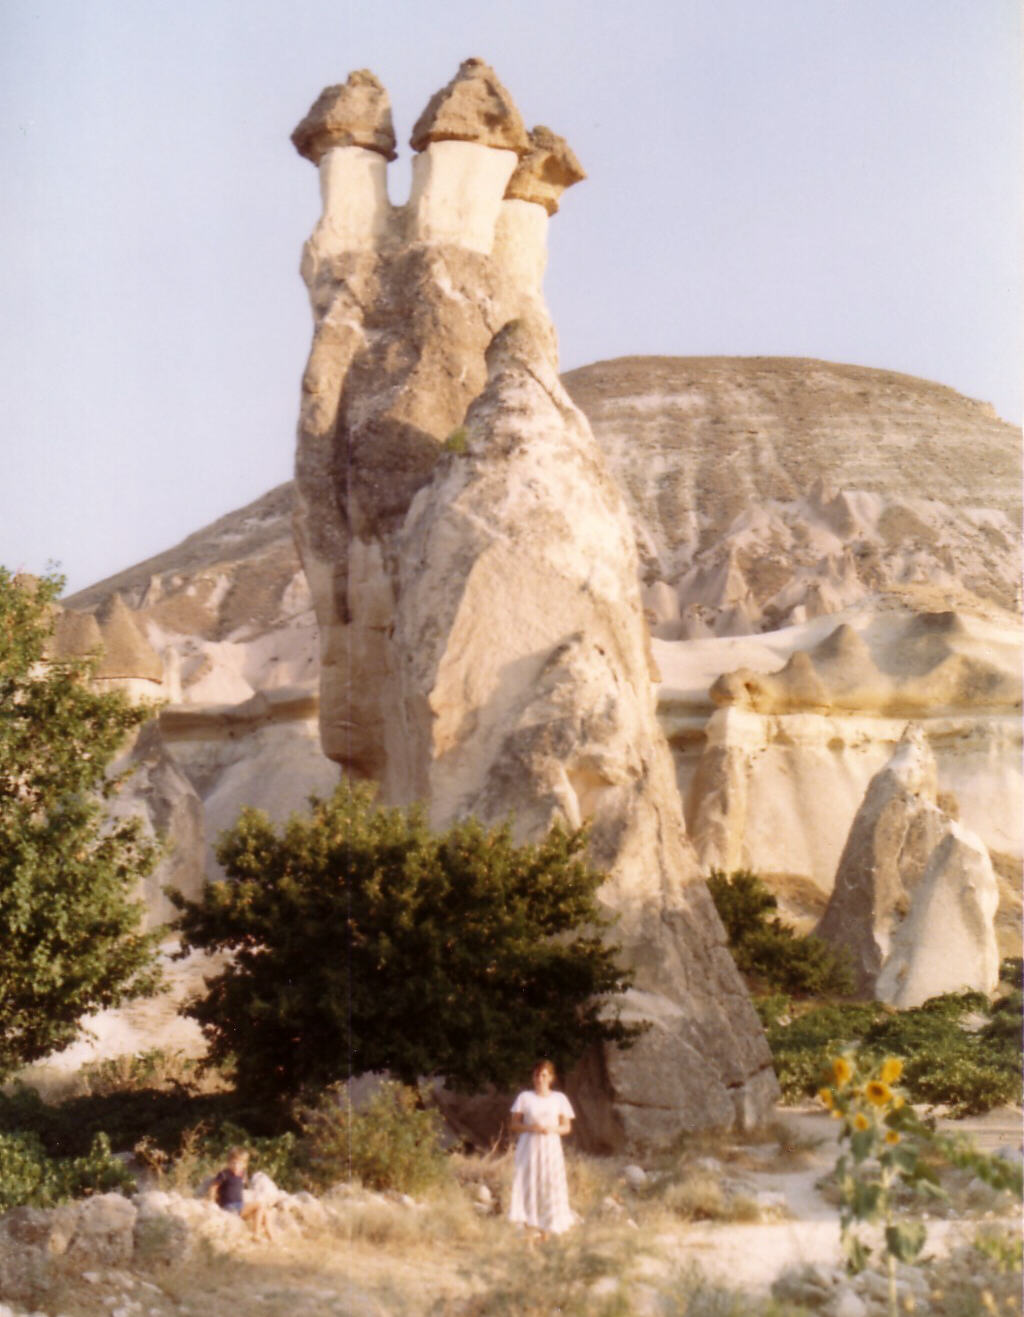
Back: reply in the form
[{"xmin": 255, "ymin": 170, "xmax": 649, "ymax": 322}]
[
  {"xmin": 291, "ymin": 62, "xmax": 776, "ymax": 1147},
  {"xmin": 291, "ymin": 61, "xmax": 583, "ymax": 775}
]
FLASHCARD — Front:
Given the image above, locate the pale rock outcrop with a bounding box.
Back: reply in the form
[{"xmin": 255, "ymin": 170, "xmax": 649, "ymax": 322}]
[
  {"xmin": 393, "ymin": 319, "xmax": 775, "ymax": 1147},
  {"xmin": 660, "ymin": 610, "xmax": 1022, "ymax": 945},
  {"xmin": 874, "ymin": 823, "xmax": 1000, "ymax": 1007},
  {"xmin": 108, "ymin": 721, "xmax": 205, "ymax": 927},
  {"xmin": 815, "ymin": 732, "xmax": 950, "ymax": 993},
  {"xmin": 292, "ymin": 65, "xmax": 774, "ymax": 1146},
  {"xmin": 292, "ymin": 60, "xmax": 579, "ymax": 781},
  {"xmin": 565, "ymin": 357, "xmax": 1021, "ymax": 633}
]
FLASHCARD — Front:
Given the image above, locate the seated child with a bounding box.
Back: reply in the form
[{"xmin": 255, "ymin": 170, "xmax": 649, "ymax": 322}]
[{"xmin": 206, "ymin": 1146, "xmax": 273, "ymax": 1241}]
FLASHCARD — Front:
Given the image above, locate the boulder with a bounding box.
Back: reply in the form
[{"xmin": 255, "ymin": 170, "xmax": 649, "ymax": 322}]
[
  {"xmin": 815, "ymin": 731, "xmax": 949, "ymax": 993},
  {"xmin": 874, "ymin": 821, "xmax": 1000, "ymax": 1007}
]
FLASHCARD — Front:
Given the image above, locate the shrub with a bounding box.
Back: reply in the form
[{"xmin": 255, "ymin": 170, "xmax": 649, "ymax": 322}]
[
  {"xmin": 767, "ymin": 991, "xmax": 1022, "ymax": 1114},
  {"xmin": 707, "ymin": 869, "xmax": 854, "ymax": 996},
  {"xmin": 298, "ymin": 1081, "xmax": 448, "ymax": 1194},
  {"xmin": 172, "ymin": 781, "xmax": 643, "ymax": 1105},
  {"xmin": 0, "ymin": 1129, "xmax": 134, "ymax": 1211}
]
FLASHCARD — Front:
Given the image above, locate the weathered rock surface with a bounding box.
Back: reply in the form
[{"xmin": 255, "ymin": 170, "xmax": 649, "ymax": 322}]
[
  {"xmin": 409, "ymin": 57, "xmax": 530, "ymax": 154},
  {"xmin": 814, "ymin": 732, "xmax": 1002, "ymax": 1003},
  {"xmin": 291, "ymin": 63, "xmax": 774, "ymax": 1146},
  {"xmin": 392, "ymin": 318, "xmax": 776, "ymax": 1147},
  {"xmin": 874, "ymin": 822, "xmax": 1000, "ymax": 1007},
  {"xmin": 566, "ymin": 356, "xmax": 1020, "ymax": 633},
  {"xmin": 815, "ymin": 732, "xmax": 954, "ymax": 993},
  {"xmin": 657, "ymin": 611, "xmax": 1021, "ymax": 948},
  {"xmin": 291, "ymin": 69, "xmax": 397, "ymax": 163},
  {"xmin": 505, "ymin": 125, "xmax": 586, "ymax": 214}
]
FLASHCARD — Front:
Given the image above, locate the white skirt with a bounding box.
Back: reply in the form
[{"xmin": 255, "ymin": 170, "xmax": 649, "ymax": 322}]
[{"xmin": 508, "ymin": 1132, "xmax": 574, "ymax": 1234}]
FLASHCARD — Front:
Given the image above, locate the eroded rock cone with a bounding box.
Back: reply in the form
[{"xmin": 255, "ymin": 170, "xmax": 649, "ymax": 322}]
[{"xmin": 393, "ymin": 318, "xmax": 777, "ymax": 1149}]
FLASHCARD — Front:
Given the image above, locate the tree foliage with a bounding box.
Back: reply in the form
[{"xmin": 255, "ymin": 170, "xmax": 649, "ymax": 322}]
[
  {"xmin": 172, "ymin": 780, "xmax": 642, "ymax": 1102},
  {"xmin": 0, "ymin": 568, "xmax": 161, "ymax": 1078},
  {"xmin": 707, "ymin": 868, "xmax": 855, "ymax": 997}
]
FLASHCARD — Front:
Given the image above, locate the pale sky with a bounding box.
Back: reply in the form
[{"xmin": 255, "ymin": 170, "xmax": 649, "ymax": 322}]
[{"xmin": 2, "ymin": 0, "xmax": 1020, "ymax": 596}]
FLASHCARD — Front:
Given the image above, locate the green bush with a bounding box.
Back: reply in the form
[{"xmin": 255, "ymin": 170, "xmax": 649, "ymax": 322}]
[
  {"xmin": 707, "ymin": 869, "xmax": 854, "ymax": 996},
  {"xmin": 298, "ymin": 1081, "xmax": 448, "ymax": 1194},
  {"xmin": 173, "ymin": 781, "xmax": 642, "ymax": 1104},
  {"xmin": 0, "ymin": 1129, "xmax": 134, "ymax": 1211},
  {"xmin": 767, "ymin": 991, "xmax": 1022, "ymax": 1114}
]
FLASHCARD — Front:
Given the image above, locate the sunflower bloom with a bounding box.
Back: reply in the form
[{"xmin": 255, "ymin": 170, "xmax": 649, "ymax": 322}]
[
  {"xmin": 853, "ymin": 1112, "xmax": 870, "ymax": 1131},
  {"xmin": 832, "ymin": 1056, "xmax": 853, "ymax": 1088},
  {"xmin": 865, "ymin": 1081, "xmax": 892, "ymax": 1107},
  {"xmin": 818, "ymin": 1087, "xmax": 834, "ymax": 1109},
  {"xmin": 892, "ymin": 1095, "xmax": 906, "ymax": 1110},
  {"xmin": 880, "ymin": 1057, "xmax": 903, "ymax": 1084},
  {"xmin": 885, "ymin": 1130, "xmax": 901, "ymax": 1144}
]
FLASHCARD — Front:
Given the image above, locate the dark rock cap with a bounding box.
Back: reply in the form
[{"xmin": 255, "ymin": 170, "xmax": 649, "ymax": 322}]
[
  {"xmin": 409, "ymin": 57, "xmax": 530, "ymax": 155},
  {"xmin": 292, "ymin": 70, "xmax": 397, "ymax": 164},
  {"xmin": 505, "ymin": 125, "xmax": 585, "ymax": 214}
]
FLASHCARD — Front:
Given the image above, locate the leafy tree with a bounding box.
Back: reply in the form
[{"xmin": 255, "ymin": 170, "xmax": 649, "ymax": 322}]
[
  {"xmin": 707, "ymin": 868, "xmax": 854, "ymax": 997},
  {"xmin": 0, "ymin": 568, "xmax": 161, "ymax": 1078},
  {"xmin": 172, "ymin": 780, "xmax": 642, "ymax": 1103}
]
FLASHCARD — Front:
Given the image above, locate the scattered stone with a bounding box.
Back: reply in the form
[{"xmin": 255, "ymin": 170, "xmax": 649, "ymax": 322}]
[
  {"xmin": 832, "ymin": 1288, "xmax": 869, "ymax": 1317},
  {"xmin": 623, "ymin": 1164, "xmax": 648, "ymax": 1189}
]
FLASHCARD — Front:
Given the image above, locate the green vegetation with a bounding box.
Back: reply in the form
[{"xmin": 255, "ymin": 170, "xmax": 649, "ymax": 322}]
[
  {"xmin": 298, "ymin": 1081, "xmax": 448, "ymax": 1194},
  {"xmin": 821, "ymin": 1051, "xmax": 1021, "ymax": 1316},
  {"xmin": 708, "ymin": 870, "xmax": 1022, "ymax": 1115},
  {"xmin": 171, "ymin": 780, "xmax": 642, "ymax": 1105},
  {"xmin": 765, "ymin": 976, "xmax": 1022, "ymax": 1114},
  {"xmin": 443, "ymin": 425, "xmax": 469, "ymax": 454},
  {"xmin": 0, "ymin": 1129, "xmax": 134, "ymax": 1211},
  {"xmin": 0, "ymin": 568, "xmax": 161, "ymax": 1080},
  {"xmin": 707, "ymin": 869, "xmax": 854, "ymax": 996}
]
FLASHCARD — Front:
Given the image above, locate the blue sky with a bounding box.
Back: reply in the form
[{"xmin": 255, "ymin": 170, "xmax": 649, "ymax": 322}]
[{"xmin": 1, "ymin": 0, "xmax": 1020, "ymax": 595}]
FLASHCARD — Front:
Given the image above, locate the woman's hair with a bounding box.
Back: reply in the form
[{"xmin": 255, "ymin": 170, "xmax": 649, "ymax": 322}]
[
  {"xmin": 532, "ymin": 1059, "xmax": 556, "ymax": 1082},
  {"xmin": 227, "ymin": 1146, "xmax": 249, "ymax": 1163}
]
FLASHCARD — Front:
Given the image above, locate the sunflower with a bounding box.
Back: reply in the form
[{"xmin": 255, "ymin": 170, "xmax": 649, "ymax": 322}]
[
  {"xmin": 880, "ymin": 1057, "xmax": 904, "ymax": 1085},
  {"xmin": 818, "ymin": 1087, "xmax": 834, "ymax": 1109},
  {"xmin": 853, "ymin": 1112, "xmax": 870, "ymax": 1131},
  {"xmin": 885, "ymin": 1130, "xmax": 901, "ymax": 1144},
  {"xmin": 865, "ymin": 1081, "xmax": 892, "ymax": 1107},
  {"xmin": 832, "ymin": 1056, "xmax": 853, "ymax": 1088}
]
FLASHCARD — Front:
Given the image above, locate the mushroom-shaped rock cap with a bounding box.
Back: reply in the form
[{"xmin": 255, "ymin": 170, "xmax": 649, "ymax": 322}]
[
  {"xmin": 505, "ymin": 126, "xmax": 585, "ymax": 214},
  {"xmin": 292, "ymin": 70, "xmax": 397, "ymax": 164},
  {"xmin": 409, "ymin": 57, "xmax": 530, "ymax": 155}
]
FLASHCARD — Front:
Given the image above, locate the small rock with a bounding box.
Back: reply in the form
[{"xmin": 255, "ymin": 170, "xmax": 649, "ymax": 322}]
[
  {"xmin": 474, "ymin": 1183, "xmax": 493, "ymax": 1206},
  {"xmin": 622, "ymin": 1164, "xmax": 648, "ymax": 1188},
  {"xmin": 691, "ymin": 1156, "xmax": 723, "ymax": 1175},
  {"xmin": 588, "ymin": 1277, "xmax": 619, "ymax": 1300},
  {"xmin": 832, "ymin": 1288, "xmax": 869, "ymax": 1317}
]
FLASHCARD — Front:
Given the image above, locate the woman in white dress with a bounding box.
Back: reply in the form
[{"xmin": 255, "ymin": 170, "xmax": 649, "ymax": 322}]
[{"xmin": 508, "ymin": 1059, "xmax": 576, "ymax": 1241}]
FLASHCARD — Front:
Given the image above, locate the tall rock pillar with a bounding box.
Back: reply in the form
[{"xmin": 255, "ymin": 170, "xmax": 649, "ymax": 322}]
[{"xmin": 292, "ymin": 60, "xmax": 777, "ymax": 1147}]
